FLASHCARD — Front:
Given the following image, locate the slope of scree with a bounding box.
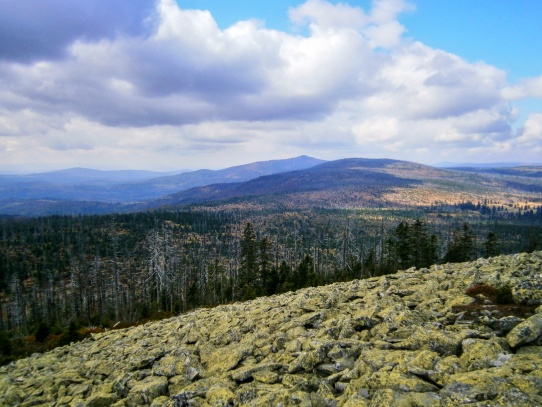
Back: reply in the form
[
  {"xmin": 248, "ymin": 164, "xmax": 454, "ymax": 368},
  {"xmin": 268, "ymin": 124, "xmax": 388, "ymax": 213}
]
[{"xmin": 1, "ymin": 252, "xmax": 542, "ymax": 406}]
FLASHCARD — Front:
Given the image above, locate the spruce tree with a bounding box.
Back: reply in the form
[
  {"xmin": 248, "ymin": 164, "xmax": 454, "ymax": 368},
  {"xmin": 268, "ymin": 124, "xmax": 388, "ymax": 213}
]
[
  {"xmin": 239, "ymin": 223, "xmax": 258, "ymax": 300},
  {"xmin": 258, "ymin": 237, "xmax": 273, "ymax": 295},
  {"xmin": 388, "ymin": 219, "xmax": 439, "ymax": 270},
  {"xmin": 394, "ymin": 222, "xmax": 411, "ymax": 268},
  {"xmin": 444, "ymin": 223, "xmax": 476, "ymax": 263},
  {"xmin": 483, "ymin": 232, "xmax": 500, "ymax": 258}
]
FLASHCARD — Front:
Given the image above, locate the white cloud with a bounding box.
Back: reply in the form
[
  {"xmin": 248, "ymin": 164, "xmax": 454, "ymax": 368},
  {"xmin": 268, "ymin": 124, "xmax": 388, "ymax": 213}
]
[
  {"xmin": 352, "ymin": 116, "xmax": 399, "ymax": 143},
  {"xmin": 0, "ymin": 0, "xmax": 153, "ymax": 62},
  {"xmin": 367, "ymin": 42, "xmax": 507, "ymax": 120},
  {"xmin": 502, "ymin": 76, "xmax": 542, "ymax": 100},
  {"xmin": 0, "ymin": 0, "xmax": 540, "ymax": 171},
  {"xmin": 289, "ymin": 0, "xmax": 369, "ymax": 31},
  {"xmin": 516, "ymin": 113, "xmax": 542, "ymax": 147}
]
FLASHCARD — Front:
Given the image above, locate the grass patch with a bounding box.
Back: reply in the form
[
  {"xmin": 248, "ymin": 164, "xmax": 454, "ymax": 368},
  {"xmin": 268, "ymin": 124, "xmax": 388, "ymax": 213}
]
[{"xmin": 466, "ymin": 283, "xmax": 515, "ymax": 305}]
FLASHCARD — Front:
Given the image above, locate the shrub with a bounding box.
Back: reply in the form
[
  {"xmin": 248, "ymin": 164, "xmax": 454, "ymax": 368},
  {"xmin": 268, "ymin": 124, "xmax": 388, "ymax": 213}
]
[
  {"xmin": 56, "ymin": 321, "xmax": 80, "ymax": 347},
  {"xmin": 465, "ymin": 283, "xmax": 515, "ymax": 304},
  {"xmin": 466, "ymin": 283, "xmax": 499, "ymax": 299},
  {"xmin": 0, "ymin": 331, "xmax": 11, "ymax": 356},
  {"xmin": 495, "ymin": 285, "xmax": 514, "ymax": 305},
  {"xmin": 35, "ymin": 322, "xmax": 50, "ymax": 343}
]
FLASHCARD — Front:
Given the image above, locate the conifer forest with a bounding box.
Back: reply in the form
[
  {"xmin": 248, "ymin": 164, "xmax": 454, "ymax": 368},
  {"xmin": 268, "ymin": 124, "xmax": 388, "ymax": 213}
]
[{"xmin": 1, "ymin": 201, "xmax": 541, "ymax": 352}]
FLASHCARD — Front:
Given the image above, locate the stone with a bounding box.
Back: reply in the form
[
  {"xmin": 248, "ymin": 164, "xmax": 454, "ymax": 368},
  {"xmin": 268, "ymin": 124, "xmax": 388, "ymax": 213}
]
[
  {"xmin": 126, "ymin": 376, "xmax": 168, "ymax": 406},
  {"xmin": 358, "ymin": 371, "xmax": 440, "ymax": 393},
  {"xmin": 506, "ymin": 313, "xmax": 542, "ymax": 348},
  {"xmin": 170, "ymin": 379, "xmax": 210, "ymax": 400},
  {"xmin": 395, "ymin": 324, "xmax": 471, "ymax": 356},
  {"xmin": 200, "ymin": 343, "xmax": 251, "ymax": 375},
  {"xmin": 149, "ymin": 396, "xmax": 169, "ymax": 407},
  {"xmin": 516, "ymin": 345, "xmax": 542, "ymax": 355},
  {"xmin": 84, "ymin": 392, "xmax": 118, "ymax": 407},
  {"xmin": 68, "ymin": 383, "xmax": 93, "ymax": 397},
  {"xmin": 252, "ymin": 370, "xmax": 279, "ymax": 384},
  {"xmin": 440, "ymin": 369, "xmax": 541, "ymax": 406},
  {"xmin": 230, "ymin": 363, "xmax": 281, "ymax": 382},
  {"xmin": 370, "ymin": 389, "xmax": 441, "ymax": 406},
  {"xmin": 459, "ymin": 337, "xmax": 510, "ymax": 371},
  {"xmin": 288, "ymin": 350, "xmax": 326, "ymax": 373},
  {"xmin": 478, "ymin": 315, "xmax": 524, "ymax": 334},
  {"xmin": 205, "ymin": 385, "xmax": 238, "ymax": 406}
]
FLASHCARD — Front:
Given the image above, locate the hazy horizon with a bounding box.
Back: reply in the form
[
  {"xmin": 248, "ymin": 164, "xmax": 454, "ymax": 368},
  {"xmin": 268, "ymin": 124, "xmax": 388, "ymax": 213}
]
[{"xmin": 2, "ymin": 155, "xmax": 541, "ymax": 176}]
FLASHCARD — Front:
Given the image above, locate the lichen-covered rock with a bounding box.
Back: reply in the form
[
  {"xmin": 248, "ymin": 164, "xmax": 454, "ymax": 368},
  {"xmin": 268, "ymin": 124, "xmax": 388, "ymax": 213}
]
[
  {"xmin": 251, "ymin": 369, "xmax": 279, "ymax": 384},
  {"xmin": 459, "ymin": 337, "xmax": 511, "ymax": 371},
  {"xmin": 370, "ymin": 389, "xmax": 441, "ymax": 406},
  {"xmin": 85, "ymin": 392, "xmax": 118, "ymax": 407},
  {"xmin": 506, "ymin": 313, "xmax": 542, "ymax": 348},
  {"xmin": 477, "ymin": 314, "xmax": 524, "ymax": 334},
  {"xmin": 205, "ymin": 384, "xmax": 238, "ymax": 406},
  {"xmin": 1, "ymin": 251, "xmax": 542, "ymax": 406},
  {"xmin": 394, "ymin": 324, "xmax": 474, "ymax": 356},
  {"xmin": 126, "ymin": 376, "xmax": 168, "ymax": 406}
]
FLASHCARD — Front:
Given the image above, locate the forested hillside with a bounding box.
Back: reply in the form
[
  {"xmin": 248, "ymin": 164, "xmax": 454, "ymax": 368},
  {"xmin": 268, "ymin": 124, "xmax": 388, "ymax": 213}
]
[{"xmin": 1, "ymin": 200, "xmax": 541, "ymax": 363}]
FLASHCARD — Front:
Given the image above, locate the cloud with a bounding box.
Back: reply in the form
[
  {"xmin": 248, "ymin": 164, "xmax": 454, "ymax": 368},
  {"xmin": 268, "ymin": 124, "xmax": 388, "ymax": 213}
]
[
  {"xmin": 0, "ymin": 0, "xmax": 380, "ymax": 126},
  {"xmin": 289, "ymin": 0, "xmax": 369, "ymax": 31},
  {"xmin": 0, "ymin": 0, "xmax": 154, "ymax": 63},
  {"xmin": 363, "ymin": 42, "xmax": 507, "ymax": 120},
  {"xmin": 502, "ymin": 76, "xmax": 542, "ymax": 100},
  {"xmin": 289, "ymin": 0, "xmax": 412, "ymax": 48},
  {"xmin": 0, "ymin": 0, "xmax": 539, "ymax": 171},
  {"xmin": 516, "ymin": 113, "xmax": 542, "ymax": 148}
]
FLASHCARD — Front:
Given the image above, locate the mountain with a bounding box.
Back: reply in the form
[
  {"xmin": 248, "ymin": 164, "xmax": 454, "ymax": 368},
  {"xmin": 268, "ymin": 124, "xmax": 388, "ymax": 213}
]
[
  {"xmin": 120, "ymin": 155, "xmax": 326, "ymax": 200},
  {"xmin": 150, "ymin": 158, "xmax": 542, "ymax": 209},
  {"xmin": 0, "ymin": 198, "xmax": 134, "ymax": 217},
  {"xmin": 446, "ymin": 165, "xmax": 542, "ymax": 179},
  {"xmin": 0, "ymin": 156, "xmax": 325, "ymax": 205},
  {"xmin": 434, "ymin": 161, "xmax": 532, "ymax": 168},
  {"xmin": 18, "ymin": 168, "xmax": 185, "ymax": 184},
  {"xmin": 2, "ymin": 251, "xmax": 542, "ymax": 405},
  {"xmin": 153, "ymin": 158, "xmax": 417, "ymax": 205},
  {"xmin": 1, "ymin": 157, "xmax": 541, "ymax": 216}
]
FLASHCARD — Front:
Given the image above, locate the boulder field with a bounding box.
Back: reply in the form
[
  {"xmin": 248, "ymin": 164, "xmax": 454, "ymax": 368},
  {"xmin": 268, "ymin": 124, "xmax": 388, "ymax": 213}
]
[{"xmin": 1, "ymin": 251, "xmax": 542, "ymax": 406}]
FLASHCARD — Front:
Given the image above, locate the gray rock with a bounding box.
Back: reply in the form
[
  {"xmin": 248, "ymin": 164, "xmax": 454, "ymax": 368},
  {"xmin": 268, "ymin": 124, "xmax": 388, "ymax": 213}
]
[
  {"xmin": 84, "ymin": 392, "xmax": 118, "ymax": 407},
  {"xmin": 126, "ymin": 376, "xmax": 168, "ymax": 406},
  {"xmin": 507, "ymin": 313, "xmax": 542, "ymax": 348}
]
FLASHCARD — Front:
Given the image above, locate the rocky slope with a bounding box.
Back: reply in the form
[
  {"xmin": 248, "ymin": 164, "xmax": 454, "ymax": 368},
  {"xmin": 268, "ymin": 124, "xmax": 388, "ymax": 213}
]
[{"xmin": 2, "ymin": 252, "xmax": 542, "ymax": 406}]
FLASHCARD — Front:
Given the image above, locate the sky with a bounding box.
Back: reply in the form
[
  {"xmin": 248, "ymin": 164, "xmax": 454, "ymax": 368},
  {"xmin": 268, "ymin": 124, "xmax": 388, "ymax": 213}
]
[{"xmin": 0, "ymin": 0, "xmax": 541, "ymax": 172}]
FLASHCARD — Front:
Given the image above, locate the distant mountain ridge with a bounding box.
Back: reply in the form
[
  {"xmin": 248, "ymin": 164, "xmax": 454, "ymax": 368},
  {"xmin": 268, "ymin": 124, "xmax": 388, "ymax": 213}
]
[
  {"xmin": 0, "ymin": 156, "xmax": 325, "ymax": 213},
  {"xmin": 127, "ymin": 155, "xmax": 326, "ymax": 199},
  {"xmin": 446, "ymin": 166, "xmax": 542, "ymax": 179},
  {"xmin": 150, "ymin": 158, "xmax": 542, "ymax": 209},
  {"xmin": 0, "ymin": 156, "xmax": 541, "ymax": 216},
  {"xmin": 435, "ymin": 162, "xmax": 538, "ymax": 168},
  {"xmin": 155, "ymin": 158, "xmax": 419, "ymax": 205},
  {"xmin": 25, "ymin": 168, "xmax": 186, "ymax": 184}
]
